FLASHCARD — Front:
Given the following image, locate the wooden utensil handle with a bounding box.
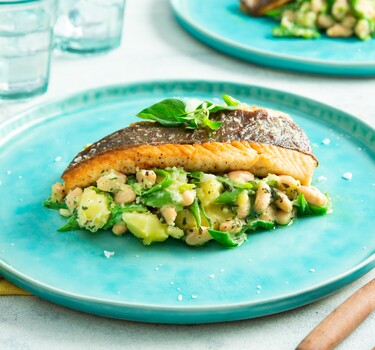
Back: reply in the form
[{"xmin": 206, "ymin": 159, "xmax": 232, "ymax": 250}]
[{"xmin": 297, "ymin": 278, "xmax": 375, "ymax": 350}]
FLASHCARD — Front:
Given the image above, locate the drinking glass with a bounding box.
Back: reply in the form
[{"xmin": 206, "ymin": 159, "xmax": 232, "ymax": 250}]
[
  {"xmin": 54, "ymin": 0, "xmax": 126, "ymax": 54},
  {"xmin": 0, "ymin": 0, "xmax": 57, "ymax": 99}
]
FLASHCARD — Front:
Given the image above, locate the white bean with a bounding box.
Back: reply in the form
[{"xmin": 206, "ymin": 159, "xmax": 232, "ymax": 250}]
[
  {"xmin": 274, "ymin": 190, "xmax": 293, "ymax": 213},
  {"xmin": 185, "ymin": 227, "xmax": 212, "ymax": 246},
  {"xmin": 136, "ymin": 169, "xmax": 157, "ymax": 188},
  {"xmin": 219, "ymin": 220, "xmax": 242, "ymax": 234},
  {"xmin": 327, "ymin": 24, "xmax": 353, "ymax": 37},
  {"xmin": 181, "ymin": 190, "xmax": 196, "ymax": 206},
  {"xmin": 254, "ymin": 181, "xmax": 271, "ymax": 213},
  {"xmin": 114, "ymin": 185, "xmax": 136, "ymax": 204},
  {"xmin": 227, "ymin": 170, "xmax": 254, "ymax": 184},
  {"xmin": 65, "ymin": 187, "xmax": 83, "ymax": 212},
  {"xmin": 97, "ymin": 170, "xmax": 127, "ymax": 192},
  {"xmin": 161, "ymin": 206, "xmax": 177, "ymax": 225},
  {"xmin": 112, "ymin": 222, "xmax": 127, "ymax": 236},
  {"xmin": 317, "ymin": 14, "xmax": 335, "ymax": 28},
  {"xmin": 276, "ymin": 210, "xmax": 294, "ymax": 226},
  {"xmin": 59, "ymin": 208, "xmax": 71, "ymax": 217},
  {"xmin": 51, "ymin": 182, "xmax": 65, "ymax": 202},
  {"xmin": 298, "ymin": 186, "xmax": 328, "ymax": 207},
  {"xmin": 259, "ymin": 206, "xmax": 277, "ymax": 222}
]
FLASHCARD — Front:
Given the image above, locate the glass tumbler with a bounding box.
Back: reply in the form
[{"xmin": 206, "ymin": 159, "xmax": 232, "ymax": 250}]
[
  {"xmin": 0, "ymin": 0, "xmax": 57, "ymax": 99},
  {"xmin": 54, "ymin": 0, "xmax": 126, "ymax": 54}
]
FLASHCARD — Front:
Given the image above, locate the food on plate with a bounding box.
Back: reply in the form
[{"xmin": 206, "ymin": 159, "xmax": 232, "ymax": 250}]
[
  {"xmin": 241, "ymin": 0, "xmax": 375, "ymax": 40},
  {"xmin": 44, "ymin": 95, "xmax": 330, "ymax": 247}
]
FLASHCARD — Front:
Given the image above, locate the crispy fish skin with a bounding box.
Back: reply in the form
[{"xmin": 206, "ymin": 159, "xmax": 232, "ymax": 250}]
[{"xmin": 62, "ymin": 106, "xmax": 317, "ymax": 191}]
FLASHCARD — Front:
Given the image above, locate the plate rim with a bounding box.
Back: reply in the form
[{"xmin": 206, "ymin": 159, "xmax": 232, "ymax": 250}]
[
  {"xmin": 170, "ymin": 0, "xmax": 375, "ymax": 69},
  {"xmin": 1, "ymin": 79, "xmax": 374, "ymax": 322}
]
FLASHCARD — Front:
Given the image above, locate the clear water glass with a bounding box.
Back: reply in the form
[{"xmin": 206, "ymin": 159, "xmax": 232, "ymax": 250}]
[
  {"xmin": 54, "ymin": 0, "xmax": 126, "ymax": 54},
  {"xmin": 0, "ymin": 0, "xmax": 57, "ymax": 99}
]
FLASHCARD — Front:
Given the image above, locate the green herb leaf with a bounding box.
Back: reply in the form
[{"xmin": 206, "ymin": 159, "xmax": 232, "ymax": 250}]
[
  {"xmin": 190, "ymin": 197, "xmax": 201, "ymax": 227},
  {"xmin": 142, "ymin": 190, "xmax": 173, "ymax": 208},
  {"xmin": 136, "ymin": 98, "xmax": 187, "ymax": 127},
  {"xmin": 43, "ymin": 198, "xmax": 68, "ymax": 210},
  {"xmin": 245, "ymin": 220, "xmax": 275, "ymax": 231},
  {"xmin": 135, "ymin": 96, "xmax": 247, "ymax": 132},
  {"xmin": 294, "ymin": 193, "xmax": 310, "ymax": 215},
  {"xmin": 215, "ymin": 188, "xmax": 243, "ymax": 205},
  {"xmin": 142, "ymin": 169, "xmax": 173, "ymax": 195},
  {"xmin": 58, "ymin": 214, "xmax": 80, "ymax": 232},
  {"xmin": 222, "ymin": 94, "xmax": 242, "ymax": 107},
  {"xmin": 208, "ymin": 229, "xmax": 247, "ymax": 247},
  {"xmin": 103, "ymin": 203, "xmax": 148, "ymax": 229},
  {"xmin": 216, "ymin": 176, "xmax": 253, "ymax": 190}
]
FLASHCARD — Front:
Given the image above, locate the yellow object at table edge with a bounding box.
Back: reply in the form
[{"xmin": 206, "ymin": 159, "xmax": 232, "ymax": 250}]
[{"xmin": 0, "ymin": 277, "xmax": 32, "ymax": 296}]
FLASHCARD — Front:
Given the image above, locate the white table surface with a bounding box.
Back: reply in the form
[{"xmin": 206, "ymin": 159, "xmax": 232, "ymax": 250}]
[{"xmin": 0, "ymin": 0, "xmax": 374, "ymax": 349}]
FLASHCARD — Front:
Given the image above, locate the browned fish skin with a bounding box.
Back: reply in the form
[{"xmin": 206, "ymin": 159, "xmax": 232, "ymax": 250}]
[
  {"xmin": 62, "ymin": 107, "xmax": 317, "ymax": 191},
  {"xmin": 64, "ymin": 107, "xmax": 314, "ymax": 172}
]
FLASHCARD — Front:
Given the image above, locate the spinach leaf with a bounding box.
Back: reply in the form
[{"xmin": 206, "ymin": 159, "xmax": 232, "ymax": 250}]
[
  {"xmin": 190, "ymin": 197, "xmax": 201, "ymax": 227},
  {"xmin": 43, "ymin": 198, "xmax": 68, "ymax": 210},
  {"xmin": 245, "ymin": 219, "xmax": 275, "ymax": 231},
  {"xmin": 103, "ymin": 203, "xmax": 147, "ymax": 229},
  {"xmin": 142, "ymin": 169, "xmax": 172, "ymax": 195},
  {"xmin": 58, "ymin": 214, "xmax": 80, "ymax": 232},
  {"xmin": 215, "ymin": 188, "xmax": 243, "ymax": 205},
  {"xmin": 142, "ymin": 190, "xmax": 173, "ymax": 208},
  {"xmin": 208, "ymin": 229, "xmax": 247, "ymax": 247}
]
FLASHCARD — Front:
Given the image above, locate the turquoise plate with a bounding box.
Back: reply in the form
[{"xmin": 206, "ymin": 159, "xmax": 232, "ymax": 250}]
[
  {"xmin": 170, "ymin": 0, "xmax": 375, "ymax": 76},
  {"xmin": 0, "ymin": 81, "xmax": 374, "ymax": 323}
]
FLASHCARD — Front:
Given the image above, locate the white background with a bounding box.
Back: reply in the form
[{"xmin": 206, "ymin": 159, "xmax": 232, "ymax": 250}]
[{"xmin": 0, "ymin": 0, "xmax": 374, "ymax": 349}]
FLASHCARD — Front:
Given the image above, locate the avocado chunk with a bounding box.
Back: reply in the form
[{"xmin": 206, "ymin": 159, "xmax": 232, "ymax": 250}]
[{"xmin": 122, "ymin": 212, "xmax": 169, "ymax": 245}]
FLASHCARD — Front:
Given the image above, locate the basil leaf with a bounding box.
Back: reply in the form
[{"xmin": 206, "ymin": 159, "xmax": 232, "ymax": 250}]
[
  {"xmin": 142, "ymin": 169, "xmax": 172, "ymax": 195},
  {"xmin": 43, "ymin": 198, "xmax": 68, "ymax": 210},
  {"xmin": 136, "ymin": 98, "xmax": 187, "ymax": 127},
  {"xmin": 208, "ymin": 229, "xmax": 247, "ymax": 247},
  {"xmin": 222, "ymin": 94, "xmax": 242, "ymax": 107},
  {"xmin": 142, "ymin": 190, "xmax": 173, "ymax": 208},
  {"xmin": 215, "ymin": 188, "xmax": 243, "ymax": 205},
  {"xmin": 58, "ymin": 214, "xmax": 80, "ymax": 232}
]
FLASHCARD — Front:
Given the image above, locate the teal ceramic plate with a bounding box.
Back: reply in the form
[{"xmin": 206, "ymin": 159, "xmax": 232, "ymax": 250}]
[
  {"xmin": 170, "ymin": 0, "xmax": 375, "ymax": 76},
  {"xmin": 0, "ymin": 81, "xmax": 374, "ymax": 323}
]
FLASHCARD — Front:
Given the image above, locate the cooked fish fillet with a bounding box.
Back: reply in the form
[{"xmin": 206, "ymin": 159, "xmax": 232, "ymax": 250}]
[{"xmin": 62, "ymin": 106, "xmax": 317, "ymax": 191}]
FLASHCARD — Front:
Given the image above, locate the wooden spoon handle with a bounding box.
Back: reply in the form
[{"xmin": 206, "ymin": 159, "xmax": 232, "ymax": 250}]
[{"xmin": 297, "ymin": 278, "xmax": 375, "ymax": 350}]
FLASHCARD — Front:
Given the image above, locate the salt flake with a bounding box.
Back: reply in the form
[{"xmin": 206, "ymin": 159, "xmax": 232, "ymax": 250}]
[
  {"xmin": 209, "ymin": 274, "xmax": 215, "ymax": 279},
  {"xmin": 177, "ymin": 294, "xmax": 183, "ymax": 301},
  {"xmin": 54, "ymin": 156, "xmax": 62, "ymax": 162},
  {"xmin": 317, "ymin": 176, "xmax": 327, "ymax": 183},
  {"xmin": 342, "ymin": 172, "xmax": 352, "ymax": 180},
  {"xmin": 322, "ymin": 138, "xmax": 331, "ymax": 145},
  {"xmin": 104, "ymin": 250, "xmax": 115, "ymax": 259}
]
